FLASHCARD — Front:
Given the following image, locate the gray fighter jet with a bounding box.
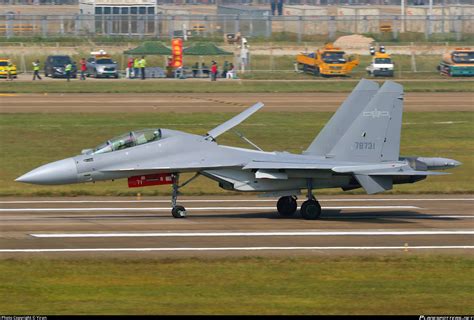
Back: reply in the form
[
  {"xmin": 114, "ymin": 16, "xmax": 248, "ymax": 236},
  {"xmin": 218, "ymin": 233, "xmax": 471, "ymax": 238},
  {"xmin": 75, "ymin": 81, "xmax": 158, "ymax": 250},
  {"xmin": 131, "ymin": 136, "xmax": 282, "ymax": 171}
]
[{"xmin": 16, "ymin": 80, "xmax": 461, "ymax": 219}]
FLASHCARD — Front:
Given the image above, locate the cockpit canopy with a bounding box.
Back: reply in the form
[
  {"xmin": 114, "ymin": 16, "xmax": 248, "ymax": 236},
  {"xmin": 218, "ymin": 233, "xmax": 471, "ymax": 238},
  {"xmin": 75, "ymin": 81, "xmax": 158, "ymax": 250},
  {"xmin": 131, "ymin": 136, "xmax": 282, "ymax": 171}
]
[{"xmin": 90, "ymin": 129, "xmax": 162, "ymax": 155}]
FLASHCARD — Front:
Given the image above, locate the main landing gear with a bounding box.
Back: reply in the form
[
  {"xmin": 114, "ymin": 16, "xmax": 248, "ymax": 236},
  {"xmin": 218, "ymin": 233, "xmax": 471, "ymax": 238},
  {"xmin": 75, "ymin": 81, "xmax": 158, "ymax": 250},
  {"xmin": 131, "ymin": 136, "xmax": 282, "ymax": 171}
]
[
  {"xmin": 300, "ymin": 179, "xmax": 321, "ymax": 220},
  {"xmin": 276, "ymin": 179, "xmax": 322, "ymax": 220},
  {"xmin": 170, "ymin": 173, "xmax": 200, "ymax": 219},
  {"xmin": 277, "ymin": 196, "xmax": 297, "ymax": 217}
]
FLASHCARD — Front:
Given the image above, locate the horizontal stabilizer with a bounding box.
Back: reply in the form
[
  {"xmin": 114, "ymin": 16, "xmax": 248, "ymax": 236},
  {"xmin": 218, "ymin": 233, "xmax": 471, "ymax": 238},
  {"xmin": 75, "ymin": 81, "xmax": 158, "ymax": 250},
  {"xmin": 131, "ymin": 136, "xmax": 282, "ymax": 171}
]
[
  {"xmin": 354, "ymin": 174, "xmax": 393, "ymax": 194},
  {"xmin": 206, "ymin": 102, "xmax": 264, "ymax": 140}
]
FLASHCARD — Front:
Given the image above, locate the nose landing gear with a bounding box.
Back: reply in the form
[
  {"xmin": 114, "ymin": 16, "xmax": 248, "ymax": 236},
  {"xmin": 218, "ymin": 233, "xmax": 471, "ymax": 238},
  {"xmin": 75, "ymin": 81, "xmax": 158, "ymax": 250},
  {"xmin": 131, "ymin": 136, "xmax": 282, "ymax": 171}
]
[{"xmin": 170, "ymin": 173, "xmax": 200, "ymax": 218}]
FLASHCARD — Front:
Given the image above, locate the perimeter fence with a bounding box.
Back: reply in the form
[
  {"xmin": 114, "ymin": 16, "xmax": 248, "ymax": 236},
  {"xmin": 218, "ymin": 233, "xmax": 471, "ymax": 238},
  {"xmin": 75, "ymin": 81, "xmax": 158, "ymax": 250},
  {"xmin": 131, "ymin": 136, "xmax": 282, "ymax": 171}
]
[{"xmin": 1, "ymin": 14, "xmax": 473, "ymax": 41}]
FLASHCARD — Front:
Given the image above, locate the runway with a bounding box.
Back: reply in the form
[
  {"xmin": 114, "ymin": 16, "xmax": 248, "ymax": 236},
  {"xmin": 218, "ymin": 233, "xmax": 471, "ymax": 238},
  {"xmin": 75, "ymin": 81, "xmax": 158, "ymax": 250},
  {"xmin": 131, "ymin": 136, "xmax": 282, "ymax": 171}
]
[{"xmin": 0, "ymin": 195, "xmax": 472, "ymax": 257}]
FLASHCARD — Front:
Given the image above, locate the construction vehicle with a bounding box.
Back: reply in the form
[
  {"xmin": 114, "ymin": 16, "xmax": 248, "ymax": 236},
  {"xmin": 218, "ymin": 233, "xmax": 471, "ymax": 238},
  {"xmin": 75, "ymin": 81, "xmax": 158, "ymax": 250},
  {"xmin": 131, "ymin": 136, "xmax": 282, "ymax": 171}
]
[
  {"xmin": 296, "ymin": 43, "xmax": 359, "ymax": 77},
  {"xmin": 366, "ymin": 45, "xmax": 394, "ymax": 77},
  {"xmin": 438, "ymin": 48, "xmax": 474, "ymax": 77}
]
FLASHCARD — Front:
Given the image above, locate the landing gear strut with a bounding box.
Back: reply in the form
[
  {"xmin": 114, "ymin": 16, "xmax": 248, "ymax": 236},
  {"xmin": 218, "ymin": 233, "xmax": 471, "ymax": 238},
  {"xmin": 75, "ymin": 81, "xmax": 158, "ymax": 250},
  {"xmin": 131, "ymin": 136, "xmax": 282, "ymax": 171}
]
[
  {"xmin": 300, "ymin": 179, "xmax": 321, "ymax": 220},
  {"xmin": 171, "ymin": 174, "xmax": 186, "ymax": 218},
  {"xmin": 277, "ymin": 196, "xmax": 297, "ymax": 217},
  {"xmin": 170, "ymin": 173, "xmax": 200, "ymax": 219}
]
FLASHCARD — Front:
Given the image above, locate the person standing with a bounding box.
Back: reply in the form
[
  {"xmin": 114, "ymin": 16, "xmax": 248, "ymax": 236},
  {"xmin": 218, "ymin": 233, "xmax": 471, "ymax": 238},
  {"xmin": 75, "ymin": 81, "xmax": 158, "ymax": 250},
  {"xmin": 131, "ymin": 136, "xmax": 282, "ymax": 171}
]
[
  {"xmin": 210, "ymin": 61, "xmax": 218, "ymax": 81},
  {"xmin": 6, "ymin": 60, "xmax": 13, "ymax": 81},
  {"xmin": 32, "ymin": 59, "xmax": 42, "ymax": 80},
  {"xmin": 126, "ymin": 58, "xmax": 133, "ymax": 79},
  {"xmin": 65, "ymin": 62, "xmax": 72, "ymax": 82},
  {"xmin": 226, "ymin": 63, "xmax": 235, "ymax": 79},
  {"xmin": 222, "ymin": 60, "xmax": 228, "ymax": 78},
  {"xmin": 139, "ymin": 56, "xmax": 146, "ymax": 80},
  {"xmin": 133, "ymin": 57, "xmax": 140, "ymax": 79},
  {"xmin": 79, "ymin": 58, "xmax": 87, "ymax": 80},
  {"xmin": 192, "ymin": 62, "xmax": 199, "ymax": 78}
]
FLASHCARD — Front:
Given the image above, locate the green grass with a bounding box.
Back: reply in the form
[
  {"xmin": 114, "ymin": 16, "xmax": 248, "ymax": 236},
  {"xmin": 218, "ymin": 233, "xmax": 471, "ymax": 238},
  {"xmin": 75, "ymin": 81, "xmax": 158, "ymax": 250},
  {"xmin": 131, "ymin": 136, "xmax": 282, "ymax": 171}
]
[
  {"xmin": 0, "ymin": 111, "xmax": 472, "ymax": 196},
  {"xmin": 0, "ymin": 79, "xmax": 472, "ymax": 94},
  {"xmin": 0, "ymin": 255, "xmax": 472, "ymax": 314}
]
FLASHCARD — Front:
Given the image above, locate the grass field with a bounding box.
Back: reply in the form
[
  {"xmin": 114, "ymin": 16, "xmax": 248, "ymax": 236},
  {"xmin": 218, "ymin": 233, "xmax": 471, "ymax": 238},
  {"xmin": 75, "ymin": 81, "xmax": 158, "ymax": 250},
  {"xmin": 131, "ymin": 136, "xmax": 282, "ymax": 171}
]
[
  {"xmin": 0, "ymin": 79, "xmax": 472, "ymax": 94},
  {"xmin": 0, "ymin": 255, "xmax": 472, "ymax": 315},
  {"xmin": 1, "ymin": 111, "xmax": 472, "ymax": 196}
]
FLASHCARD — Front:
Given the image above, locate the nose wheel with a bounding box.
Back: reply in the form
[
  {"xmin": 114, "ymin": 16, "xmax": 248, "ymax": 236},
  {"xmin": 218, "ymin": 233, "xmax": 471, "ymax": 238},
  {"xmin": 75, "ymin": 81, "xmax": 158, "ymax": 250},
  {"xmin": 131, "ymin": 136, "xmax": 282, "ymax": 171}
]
[
  {"xmin": 170, "ymin": 173, "xmax": 200, "ymax": 219},
  {"xmin": 171, "ymin": 173, "xmax": 187, "ymax": 218},
  {"xmin": 171, "ymin": 205, "xmax": 187, "ymax": 218}
]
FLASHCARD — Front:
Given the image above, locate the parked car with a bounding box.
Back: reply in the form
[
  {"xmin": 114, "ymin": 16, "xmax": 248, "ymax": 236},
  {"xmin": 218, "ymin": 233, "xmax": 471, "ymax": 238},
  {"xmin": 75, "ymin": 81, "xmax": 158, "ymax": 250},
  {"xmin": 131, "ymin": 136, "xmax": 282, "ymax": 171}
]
[
  {"xmin": 44, "ymin": 55, "xmax": 77, "ymax": 78},
  {"xmin": 0, "ymin": 58, "xmax": 17, "ymax": 78},
  {"xmin": 86, "ymin": 55, "xmax": 119, "ymax": 78}
]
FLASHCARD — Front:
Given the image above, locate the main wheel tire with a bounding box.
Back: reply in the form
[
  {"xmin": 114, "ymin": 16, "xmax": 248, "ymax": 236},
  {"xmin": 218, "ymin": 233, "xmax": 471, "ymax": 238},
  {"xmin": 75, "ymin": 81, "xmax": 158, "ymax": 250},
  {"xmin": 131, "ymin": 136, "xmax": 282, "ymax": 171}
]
[
  {"xmin": 277, "ymin": 196, "xmax": 297, "ymax": 217},
  {"xmin": 171, "ymin": 205, "xmax": 187, "ymax": 218},
  {"xmin": 300, "ymin": 199, "xmax": 321, "ymax": 220}
]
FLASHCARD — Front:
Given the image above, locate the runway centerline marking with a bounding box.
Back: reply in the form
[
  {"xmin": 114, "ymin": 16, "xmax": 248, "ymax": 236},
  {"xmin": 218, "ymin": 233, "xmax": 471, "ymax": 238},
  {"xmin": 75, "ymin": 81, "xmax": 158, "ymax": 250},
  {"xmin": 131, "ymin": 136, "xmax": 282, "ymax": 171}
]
[
  {"xmin": 1, "ymin": 198, "xmax": 472, "ymax": 204},
  {"xmin": 0, "ymin": 206, "xmax": 420, "ymax": 212},
  {"xmin": 1, "ymin": 246, "xmax": 473, "ymax": 253},
  {"xmin": 30, "ymin": 230, "xmax": 474, "ymax": 238}
]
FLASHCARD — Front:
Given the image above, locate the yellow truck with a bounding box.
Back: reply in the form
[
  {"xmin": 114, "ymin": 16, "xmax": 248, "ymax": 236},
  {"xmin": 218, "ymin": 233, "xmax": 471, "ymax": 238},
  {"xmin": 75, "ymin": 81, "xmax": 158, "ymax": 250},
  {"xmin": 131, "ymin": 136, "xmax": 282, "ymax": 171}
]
[
  {"xmin": 0, "ymin": 58, "xmax": 17, "ymax": 78},
  {"xmin": 438, "ymin": 48, "xmax": 474, "ymax": 77},
  {"xmin": 296, "ymin": 43, "xmax": 359, "ymax": 77}
]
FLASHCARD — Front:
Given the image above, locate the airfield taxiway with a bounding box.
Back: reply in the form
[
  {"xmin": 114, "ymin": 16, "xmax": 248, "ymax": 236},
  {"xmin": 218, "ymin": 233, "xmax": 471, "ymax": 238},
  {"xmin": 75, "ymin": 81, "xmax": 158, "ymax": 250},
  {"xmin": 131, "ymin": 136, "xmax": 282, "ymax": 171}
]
[{"xmin": 0, "ymin": 195, "xmax": 472, "ymax": 257}]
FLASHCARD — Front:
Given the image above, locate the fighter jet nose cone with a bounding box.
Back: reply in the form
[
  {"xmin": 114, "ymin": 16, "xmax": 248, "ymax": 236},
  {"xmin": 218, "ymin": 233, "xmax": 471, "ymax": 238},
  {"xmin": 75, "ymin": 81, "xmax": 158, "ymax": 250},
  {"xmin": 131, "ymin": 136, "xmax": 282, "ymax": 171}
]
[
  {"xmin": 15, "ymin": 158, "xmax": 78, "ymax": 185},
  {"xmin": 451, "ymin": 160, "xmax": 462, "ymax": 167}
]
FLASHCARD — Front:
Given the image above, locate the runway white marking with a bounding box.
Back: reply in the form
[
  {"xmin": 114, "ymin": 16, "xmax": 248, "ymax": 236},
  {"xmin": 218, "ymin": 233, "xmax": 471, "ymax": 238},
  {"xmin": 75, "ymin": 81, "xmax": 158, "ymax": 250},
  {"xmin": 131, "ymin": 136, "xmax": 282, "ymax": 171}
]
[
  {"xmin": 0, "ymin": 214, "xmax": 472, "ymax": 221},
  {"xmin": 1, "ymin": 198, "xmax": 472, "ymax": 204},
  {"xmin": 1, "ymin": 246, "xmax": 473, "ymax": 253},
  {"xmin": 30, "ymin": 230, "xmax": 474, "ymax": 238},
  {"xmin": 0, "ymin": 206, "xmax": 420, "ymax": 212}
]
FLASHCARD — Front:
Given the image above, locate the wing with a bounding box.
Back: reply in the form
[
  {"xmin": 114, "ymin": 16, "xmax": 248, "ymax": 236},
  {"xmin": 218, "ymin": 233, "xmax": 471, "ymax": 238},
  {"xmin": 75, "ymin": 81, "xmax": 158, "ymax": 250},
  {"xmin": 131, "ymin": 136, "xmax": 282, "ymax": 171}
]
[{"xmin": 206, "ymin": 102, "xmax": 264, "ymax": 140}]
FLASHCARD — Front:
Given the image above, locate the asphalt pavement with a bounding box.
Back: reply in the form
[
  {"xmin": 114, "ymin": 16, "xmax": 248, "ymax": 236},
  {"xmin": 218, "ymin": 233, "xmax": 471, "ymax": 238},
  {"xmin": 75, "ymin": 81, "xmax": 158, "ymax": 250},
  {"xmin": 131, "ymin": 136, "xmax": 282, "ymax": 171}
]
[{"xmin": 1, "ymin": 195, "xmax": 472, "ymax": 258}]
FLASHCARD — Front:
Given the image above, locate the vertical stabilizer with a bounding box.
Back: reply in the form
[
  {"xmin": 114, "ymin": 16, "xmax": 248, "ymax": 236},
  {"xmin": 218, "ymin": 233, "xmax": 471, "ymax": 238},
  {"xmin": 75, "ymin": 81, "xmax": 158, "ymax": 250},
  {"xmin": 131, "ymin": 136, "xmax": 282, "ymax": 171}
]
[
  {"xmin": 328, "ymin": 81, "xmax": 404, "ymax": 163},
  {"xmin": 304, "ymin": 79, "xmax": 379, "ymax": 156}
]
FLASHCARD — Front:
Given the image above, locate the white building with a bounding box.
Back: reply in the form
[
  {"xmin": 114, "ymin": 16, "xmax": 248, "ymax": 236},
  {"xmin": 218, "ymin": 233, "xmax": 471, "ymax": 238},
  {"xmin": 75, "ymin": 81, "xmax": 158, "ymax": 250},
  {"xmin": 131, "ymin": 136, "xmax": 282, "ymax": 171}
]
[
  {"xmin": 79, "ymin": 0, "xmax": 157, "ymax": 35},
  {"xmin": 79, "ymin": 0, "xmax": 156, "ymax": 16}
]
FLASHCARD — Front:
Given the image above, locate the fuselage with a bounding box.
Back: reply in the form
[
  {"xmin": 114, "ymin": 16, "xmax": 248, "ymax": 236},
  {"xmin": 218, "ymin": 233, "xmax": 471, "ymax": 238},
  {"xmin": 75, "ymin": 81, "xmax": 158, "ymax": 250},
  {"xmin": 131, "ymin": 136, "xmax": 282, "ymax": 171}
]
[{"xmin": 15, "ymin": 128, "xmax": 460, "ymax": 194}]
